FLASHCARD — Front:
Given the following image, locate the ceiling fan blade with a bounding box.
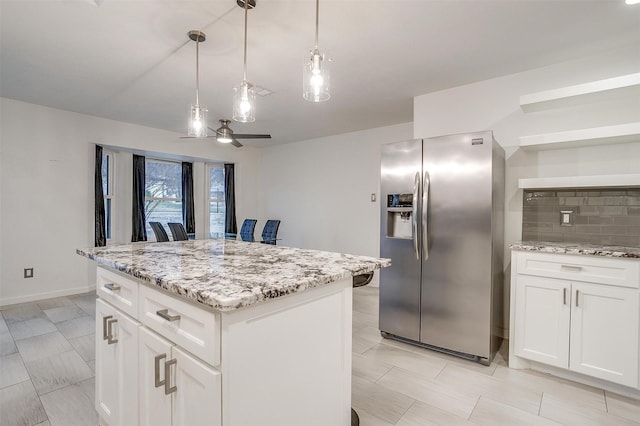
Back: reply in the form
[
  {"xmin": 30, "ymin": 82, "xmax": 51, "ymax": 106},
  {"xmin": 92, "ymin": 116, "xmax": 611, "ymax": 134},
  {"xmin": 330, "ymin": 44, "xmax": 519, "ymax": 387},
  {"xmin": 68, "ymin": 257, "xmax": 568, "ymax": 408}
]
[
  {"xmin": 233, "ymin": 134, "xmax": 272, "ymax": 139},
  {"xmin": 231, "ymin": 139, "xmax": 243, "ymax": 148}
]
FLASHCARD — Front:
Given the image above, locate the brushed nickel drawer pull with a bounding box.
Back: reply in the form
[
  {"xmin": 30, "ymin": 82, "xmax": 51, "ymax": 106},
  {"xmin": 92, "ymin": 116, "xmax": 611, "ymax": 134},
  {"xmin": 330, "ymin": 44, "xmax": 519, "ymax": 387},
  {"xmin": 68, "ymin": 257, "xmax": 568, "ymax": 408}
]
[
  {"xmin": 154, "ymin": 354, "xmax": 166, "ymax": 388},
  {"xmin": 156, "ymin": 309, "xmax": 181, "ymax": 322},
  {"xmin": 164, "ymin": 358, "xmax": 177, "ymax": 395},
  {"xmin": 106, "ymin": 318, "xmax": 118, "ymax": 344},
  {"xmin": 561, "ymin": 265, "xmax": 583, "ymax": 272},
  {"xmin": 575, "ymin": 290, "xmax": 580, "ymax": 307},
  {"xmin": 102, "ymin": 315, "xmax": 113, "ymax": 340},
  {"xmin": 563, "ymin": 288, "xmax": 567, "ymax": 305},
  {"xmin": 104, "ymin": 283, "xmax": 121, "ymax": 292}
]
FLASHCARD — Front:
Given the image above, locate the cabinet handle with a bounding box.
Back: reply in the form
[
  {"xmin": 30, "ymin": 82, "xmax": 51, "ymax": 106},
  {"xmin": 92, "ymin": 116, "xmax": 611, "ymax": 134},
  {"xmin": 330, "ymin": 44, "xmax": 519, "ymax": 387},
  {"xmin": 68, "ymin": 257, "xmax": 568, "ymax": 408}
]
[
  {"xmin": 106, "ymin": 318, "xmax": 118, "ymax": 344},
  {"xmin": 156, "ymin": 309, "xmax": 181, "ymax": 322},
  {"xmin": 102, "ymin": 315, "xmax": 113, "ymax": 340},
  {"xmin": 563, "ymin": 288, "xmax": 567, "ymax": 305},
  {"xmin": 575, "ymin": 290, "xmax": 580, "ymax": 307},
  {"xmin": 154, "ymin": 354, "xmax": 166, "ymax": 388},
  {"xmin": 164, "ymin": 358, "xmax": 177, "ymax": 395},
  {"xmin": 561, "ymin": 265, "xmax": 583, "ymax": 272},
  {"xmin": 104, "ymin": 283, "xmax": 121, "ymax": 292}
]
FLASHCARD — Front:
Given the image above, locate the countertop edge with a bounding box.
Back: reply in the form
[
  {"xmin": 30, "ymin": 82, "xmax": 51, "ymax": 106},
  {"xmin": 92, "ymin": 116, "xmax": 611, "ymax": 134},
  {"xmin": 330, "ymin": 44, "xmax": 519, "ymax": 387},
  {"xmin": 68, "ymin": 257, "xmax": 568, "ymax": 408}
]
[{"xmin": 509, "ymin": 242, "xmax": 640, "ymax": 259}]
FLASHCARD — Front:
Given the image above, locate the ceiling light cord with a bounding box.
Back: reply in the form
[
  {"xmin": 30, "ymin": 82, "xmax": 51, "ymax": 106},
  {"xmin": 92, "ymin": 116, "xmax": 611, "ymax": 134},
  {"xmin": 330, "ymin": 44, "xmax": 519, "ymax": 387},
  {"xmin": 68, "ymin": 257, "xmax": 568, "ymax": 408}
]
[
  {"xmin": 243, "ymin": 0, "xmax": 248, "ymax": 82},
  {"xmin": 315, "ymin": 0, "xmax": 319, "ymax": 50},
  {"xmin": 195, "ymin": 36, "xmax": 200, "ymax": 106}
]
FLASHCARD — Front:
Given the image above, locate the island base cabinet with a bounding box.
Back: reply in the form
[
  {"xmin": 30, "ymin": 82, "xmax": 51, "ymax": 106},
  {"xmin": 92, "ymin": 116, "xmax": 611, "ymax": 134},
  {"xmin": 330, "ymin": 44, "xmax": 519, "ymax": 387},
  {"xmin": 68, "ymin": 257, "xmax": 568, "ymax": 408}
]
[
  {"xmin": 139, "ymin": 327, "xmax": 221, "ymax": 426},
  {"xmin": 569, "ymin": 282, "xmax": 639, "ymax": 388},
  {"xmin": 96, "ymin": 299, "xmax": 140, "ymax": 426}
]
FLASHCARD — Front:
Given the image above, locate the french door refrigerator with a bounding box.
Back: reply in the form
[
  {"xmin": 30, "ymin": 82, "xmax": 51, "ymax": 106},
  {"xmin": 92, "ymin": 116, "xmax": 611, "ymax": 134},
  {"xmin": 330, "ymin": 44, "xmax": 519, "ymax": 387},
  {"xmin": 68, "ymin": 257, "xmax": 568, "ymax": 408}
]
[{"xmin": 379, "ymin": 131, "xmax": 504, "ymax": 365}]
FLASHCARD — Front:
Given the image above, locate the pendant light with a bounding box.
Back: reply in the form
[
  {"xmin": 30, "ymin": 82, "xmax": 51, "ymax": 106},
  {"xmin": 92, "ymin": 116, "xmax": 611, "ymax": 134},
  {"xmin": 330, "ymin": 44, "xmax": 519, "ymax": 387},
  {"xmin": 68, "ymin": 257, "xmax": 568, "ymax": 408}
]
[
  {"xmin": 233, "ymin": 0, "xmax": 256, "ymax": 123},
  {"xmin": 187, "ymin": 30, "xmax": 208, "ymax": 137},
  {"xmin": 303, "ymin": 0, "xmax": 330, "ymax": 102}
]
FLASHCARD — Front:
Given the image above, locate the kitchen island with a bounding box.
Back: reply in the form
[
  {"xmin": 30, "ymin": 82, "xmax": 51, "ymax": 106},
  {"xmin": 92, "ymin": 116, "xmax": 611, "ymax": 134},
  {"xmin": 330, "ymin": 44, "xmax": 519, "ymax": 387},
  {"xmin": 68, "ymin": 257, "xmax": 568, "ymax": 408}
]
[{"xmin": 77, "ymin": 239, "xmax": 390, "ymax": 426}]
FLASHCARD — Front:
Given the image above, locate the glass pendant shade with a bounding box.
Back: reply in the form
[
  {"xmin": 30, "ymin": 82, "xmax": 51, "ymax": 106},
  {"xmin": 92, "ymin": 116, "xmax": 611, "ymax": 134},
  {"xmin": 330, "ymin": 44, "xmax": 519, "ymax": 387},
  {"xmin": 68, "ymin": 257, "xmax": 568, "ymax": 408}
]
[
  {"xmin": 232, "ymin": 81, "xmax": 255, "ymax": 123},
  {"xmin": 303, "ymin": 49, "xmax": 330, "ymax": 102},
  {"xmin": 188, "ymin": 104, "xmax": 207, "ymax": 138}
]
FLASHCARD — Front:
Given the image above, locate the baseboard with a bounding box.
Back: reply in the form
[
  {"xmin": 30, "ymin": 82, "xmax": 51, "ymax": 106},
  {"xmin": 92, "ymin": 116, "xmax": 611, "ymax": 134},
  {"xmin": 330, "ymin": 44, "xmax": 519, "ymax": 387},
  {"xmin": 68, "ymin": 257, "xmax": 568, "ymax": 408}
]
[{"xmin": 0, "ymin": 285, "xmax": 95, "ymax": 307}]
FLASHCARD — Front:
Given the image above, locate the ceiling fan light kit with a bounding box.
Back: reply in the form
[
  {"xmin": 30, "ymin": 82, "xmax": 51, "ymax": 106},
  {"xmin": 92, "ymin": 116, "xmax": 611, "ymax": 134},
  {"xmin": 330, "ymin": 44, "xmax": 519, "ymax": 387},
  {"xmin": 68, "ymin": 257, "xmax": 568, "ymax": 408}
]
[
  {"xmin": 232, "ymin": 0, "xmax": 256, "ymax": 123},
  {"xmin": 187, "ymin": 30, "xmax": 208, "ymax": 138},
  {"xmin": 216, "ymin": 120, "xmax": 234, "ymax": 144},
  {"xmin": 303, "ymin": 0, "xmax": 330, "ymax": 102}
]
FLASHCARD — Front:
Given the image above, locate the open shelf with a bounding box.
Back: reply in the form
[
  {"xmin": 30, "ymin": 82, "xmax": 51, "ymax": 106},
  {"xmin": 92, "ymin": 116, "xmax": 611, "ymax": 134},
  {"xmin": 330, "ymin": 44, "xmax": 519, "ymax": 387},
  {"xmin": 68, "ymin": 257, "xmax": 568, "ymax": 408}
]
[
  {"xmin": 519, "ymin": 122, "xmax": 640, "ymax": 151},
  {"xmin": 519, "ymin": 174, "xmax": 640, "ymax": 190},
  {"xmin": 520, "ymin": 73, "xmax": 640, "ymax": 112}
]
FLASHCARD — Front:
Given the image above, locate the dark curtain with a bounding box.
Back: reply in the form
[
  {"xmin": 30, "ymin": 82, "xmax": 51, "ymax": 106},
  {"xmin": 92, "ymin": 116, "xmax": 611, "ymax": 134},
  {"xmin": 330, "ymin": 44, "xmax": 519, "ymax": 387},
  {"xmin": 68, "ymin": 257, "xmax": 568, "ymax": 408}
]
[
  {"xmin": 94, "ymin": 145, "xmax": 106, "ymax": 247},
  {"xmin": 131, "ymin": 154, "xmax": 147, "ymax": 242},
  {"xmin": 224, "ymin": 163, "xmax": 237, "ymax": 235},
  {"xmin": 181, "ymin": 162, "xmax": 195, "ymax": 234}
]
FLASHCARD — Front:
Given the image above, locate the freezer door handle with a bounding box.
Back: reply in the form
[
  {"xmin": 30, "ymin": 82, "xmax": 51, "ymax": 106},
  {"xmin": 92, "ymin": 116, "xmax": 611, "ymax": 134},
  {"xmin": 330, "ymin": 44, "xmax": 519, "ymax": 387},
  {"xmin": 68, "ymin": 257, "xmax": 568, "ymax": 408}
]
[
  {"xmin": 412, "ymin": 171, "xmax": 420, "ymax": 260},
  {"xmin": 423, "ymin": 170, "xmax": 430, "ymax": 261}
]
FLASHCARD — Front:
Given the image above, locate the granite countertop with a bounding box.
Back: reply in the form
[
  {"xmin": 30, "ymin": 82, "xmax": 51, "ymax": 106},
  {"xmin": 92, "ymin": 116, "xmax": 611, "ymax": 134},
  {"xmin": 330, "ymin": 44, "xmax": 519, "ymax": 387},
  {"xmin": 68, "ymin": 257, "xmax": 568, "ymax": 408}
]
[
  {"xmin": 77, "ymin": 239, "xmax": 391, "ymax": 311},
  {"xmin": 510, "ymin": 241, "xmax": 640, "ymax": 259}
]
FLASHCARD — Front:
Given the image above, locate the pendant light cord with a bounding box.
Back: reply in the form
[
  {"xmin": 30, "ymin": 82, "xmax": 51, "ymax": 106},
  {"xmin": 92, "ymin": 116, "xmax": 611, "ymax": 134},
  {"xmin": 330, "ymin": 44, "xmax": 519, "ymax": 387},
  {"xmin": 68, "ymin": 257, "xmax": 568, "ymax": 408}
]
[
  {"xmin": 315, "ymin": 0, "xmax": 319, "ymax": 50},
  {"xmin": 243, "ymin": 0, "xmax": 248, "ymax": 82},
  {"xmin": 195, "ymin": 37, "xmax": 200, "ymax": 106}
]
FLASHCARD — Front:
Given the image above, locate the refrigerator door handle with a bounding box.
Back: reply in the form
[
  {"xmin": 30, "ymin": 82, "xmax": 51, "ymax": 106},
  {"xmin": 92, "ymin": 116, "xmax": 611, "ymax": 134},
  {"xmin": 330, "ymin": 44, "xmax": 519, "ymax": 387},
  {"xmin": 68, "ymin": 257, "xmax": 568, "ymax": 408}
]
[
  {"xmin": 412, "ymin": 171, "xmax": 421, "ymax": 260},
  {"xmin": 423, "ymin": 170, "xmax": 430, "ymax": 261}
]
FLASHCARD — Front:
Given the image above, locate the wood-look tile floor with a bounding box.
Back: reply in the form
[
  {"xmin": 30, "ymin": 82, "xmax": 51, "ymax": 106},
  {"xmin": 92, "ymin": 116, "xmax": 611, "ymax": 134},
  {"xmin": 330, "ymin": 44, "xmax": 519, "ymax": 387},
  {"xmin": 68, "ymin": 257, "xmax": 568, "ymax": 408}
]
[{"xmin": 1, "ymin": 287, "xmax": 638, "ymax": 425}]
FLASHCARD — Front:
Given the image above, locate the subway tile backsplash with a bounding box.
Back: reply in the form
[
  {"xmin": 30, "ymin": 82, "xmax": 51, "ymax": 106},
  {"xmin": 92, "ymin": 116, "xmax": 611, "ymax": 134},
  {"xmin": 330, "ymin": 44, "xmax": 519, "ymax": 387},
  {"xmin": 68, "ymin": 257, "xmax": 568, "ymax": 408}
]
[{"xmin": 522, "ymin": 189, "xmax": 640, "ymax": 247}]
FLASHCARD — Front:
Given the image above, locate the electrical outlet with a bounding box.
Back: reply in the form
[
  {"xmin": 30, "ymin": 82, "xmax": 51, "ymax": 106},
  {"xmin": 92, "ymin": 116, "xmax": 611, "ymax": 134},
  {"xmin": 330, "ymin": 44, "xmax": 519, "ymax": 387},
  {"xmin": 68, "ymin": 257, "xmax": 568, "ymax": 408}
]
[
  {"xmin": 24, "ymin": 268, "xmax": 34, "ymax": 278},
  {"xmin": 560, "ymin": 210, "xmax": 574, "ymax": 227}
]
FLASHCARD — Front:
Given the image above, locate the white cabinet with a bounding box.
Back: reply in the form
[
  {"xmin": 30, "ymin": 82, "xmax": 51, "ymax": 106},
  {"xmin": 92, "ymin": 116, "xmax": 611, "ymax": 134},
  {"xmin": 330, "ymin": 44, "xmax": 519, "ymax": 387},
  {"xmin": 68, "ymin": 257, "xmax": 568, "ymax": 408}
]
[
  {"xmin": 138, "ymin": 327, "xmax": 221, "ymax": 426},
  {"xmin": 511, "ymin": 251, "xmax": 640, "ymax": 389},
  {"xmin": 514, "ymin": 275, "xmax": 570, "ymax": 368},
  {"xmin": 569, "ymin": 281, "xmax": 639, "ymax": 387},
  {"xmin": 96, "ymin": 299, "xmax": 140, "ymax": 425}
]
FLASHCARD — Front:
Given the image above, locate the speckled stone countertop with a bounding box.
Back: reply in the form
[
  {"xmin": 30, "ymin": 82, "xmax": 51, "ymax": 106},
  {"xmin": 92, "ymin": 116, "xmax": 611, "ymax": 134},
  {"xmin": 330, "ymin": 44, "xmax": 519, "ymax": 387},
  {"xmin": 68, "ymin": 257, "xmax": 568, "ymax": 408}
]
[
  {"xmin": 77, "ymin": 239, "xmax": 391, "ymax": 311},
  {"xmin": 510, "ymin": 241, "xmax": 640, "ymax": 259}
]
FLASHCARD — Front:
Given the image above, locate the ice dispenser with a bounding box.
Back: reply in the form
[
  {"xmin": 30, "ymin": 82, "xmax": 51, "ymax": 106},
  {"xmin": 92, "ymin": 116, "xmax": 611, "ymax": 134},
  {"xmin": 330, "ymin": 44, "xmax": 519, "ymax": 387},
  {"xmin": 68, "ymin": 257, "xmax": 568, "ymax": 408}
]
[{"xmin": 386, "ymin": 193, "xmax": 413, "ymax": 239}]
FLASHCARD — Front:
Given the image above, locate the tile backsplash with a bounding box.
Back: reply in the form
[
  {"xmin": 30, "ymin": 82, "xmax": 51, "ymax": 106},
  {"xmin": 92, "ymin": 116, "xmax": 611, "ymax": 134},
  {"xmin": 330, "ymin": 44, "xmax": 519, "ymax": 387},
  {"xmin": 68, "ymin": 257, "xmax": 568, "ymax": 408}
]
[{"xmin": 522, "ymin": 189, "xmax": 640, "ymax": 247}]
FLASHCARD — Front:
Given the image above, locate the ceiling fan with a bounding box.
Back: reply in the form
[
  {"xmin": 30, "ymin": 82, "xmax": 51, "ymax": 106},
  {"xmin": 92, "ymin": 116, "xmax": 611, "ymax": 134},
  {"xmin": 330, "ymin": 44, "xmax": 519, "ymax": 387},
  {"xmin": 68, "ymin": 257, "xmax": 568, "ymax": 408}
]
[
  {"xmin": 180, "ymin": 119, "xmax": 271, "ymax": 147},
  {"xmin": 209, "ymin": 119, "xmax": 271, "ymax": 148}
]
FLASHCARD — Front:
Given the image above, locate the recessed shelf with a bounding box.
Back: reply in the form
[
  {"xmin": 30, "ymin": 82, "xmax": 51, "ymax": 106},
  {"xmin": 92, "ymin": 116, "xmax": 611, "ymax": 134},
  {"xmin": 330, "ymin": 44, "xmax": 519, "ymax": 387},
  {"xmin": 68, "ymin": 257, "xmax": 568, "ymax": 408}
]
[
  {"xmin": 519, "ymin": 122, "xmax": 640, "ymax": 151},
  {"xmin": 519, "ymin": 174, "xmax": 640, "ymax": 190},
  {"xmin": 520, "ymin": 73, "xmax": 640, "ymax": 112}
]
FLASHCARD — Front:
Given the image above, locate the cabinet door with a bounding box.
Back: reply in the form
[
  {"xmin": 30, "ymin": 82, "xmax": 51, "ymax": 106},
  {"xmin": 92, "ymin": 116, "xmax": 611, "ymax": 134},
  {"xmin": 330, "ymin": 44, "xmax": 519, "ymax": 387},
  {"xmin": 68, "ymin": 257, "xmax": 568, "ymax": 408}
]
[
  {"xmin": 172, "ymin": 346, "xmax": 222, "ymax": 426},
  {"xmin": 96, "ymin": 299, "xmax": 140, "ymax": 426},
  {"xmin": 569, "ymin": 282, "xmax": 639, "ymax": 388},
  {"xmin": 514, "ymin": 275, "xmax": 570, "ymax": 368},
  {"xmin": 139, "ymin": 327, "xmax": 173, "ymax": 426},
  {"xmin": 96, "ymin": 299, "xmax": 118, "ymax": 424}
]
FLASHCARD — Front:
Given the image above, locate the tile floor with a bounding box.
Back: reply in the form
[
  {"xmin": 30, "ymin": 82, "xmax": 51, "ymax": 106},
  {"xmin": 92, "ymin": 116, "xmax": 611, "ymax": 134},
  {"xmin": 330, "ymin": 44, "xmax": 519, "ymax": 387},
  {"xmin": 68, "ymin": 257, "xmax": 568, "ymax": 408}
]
[{"xmin": 1, "ymin": 287, "xmax": 639, "ymax": 425}]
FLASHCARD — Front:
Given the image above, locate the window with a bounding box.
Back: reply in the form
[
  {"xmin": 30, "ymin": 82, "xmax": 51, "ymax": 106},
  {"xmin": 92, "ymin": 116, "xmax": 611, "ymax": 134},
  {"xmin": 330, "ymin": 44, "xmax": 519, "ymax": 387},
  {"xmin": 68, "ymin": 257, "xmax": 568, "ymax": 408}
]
[
  {"xmin": 208, "ymin": 165, "xmax": 225, "ymax": 238},
  {"xmin": 145, "ymin": 159, "xmax": 182, "ymax": 239},
  {"xmin": 102, "ymin": 150, "xmax": 115, "ymax": 241}
]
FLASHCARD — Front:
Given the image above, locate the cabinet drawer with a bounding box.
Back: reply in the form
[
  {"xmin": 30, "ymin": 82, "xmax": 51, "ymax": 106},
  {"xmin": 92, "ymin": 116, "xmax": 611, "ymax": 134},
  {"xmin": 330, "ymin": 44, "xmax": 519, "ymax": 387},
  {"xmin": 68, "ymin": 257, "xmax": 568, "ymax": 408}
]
[
  {"xmin": 516, "ymin": 252, "xmax": 640, "ymax": 288},
  {"xmin": 97, "ymin": 267, "xmax": 139, "ymax": 318},
  {"xmin": 139, "ymin": 284, "xmax": 220, "ymax": 367}
]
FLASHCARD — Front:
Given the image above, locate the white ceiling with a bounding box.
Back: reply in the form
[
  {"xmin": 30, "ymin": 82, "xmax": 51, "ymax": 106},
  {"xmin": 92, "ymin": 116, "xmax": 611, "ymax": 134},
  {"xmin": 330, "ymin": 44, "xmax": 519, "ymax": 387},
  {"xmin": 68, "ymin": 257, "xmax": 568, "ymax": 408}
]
[{"xmin": 1, "ymin": 0, "xmax": 639, "ymax": 147}]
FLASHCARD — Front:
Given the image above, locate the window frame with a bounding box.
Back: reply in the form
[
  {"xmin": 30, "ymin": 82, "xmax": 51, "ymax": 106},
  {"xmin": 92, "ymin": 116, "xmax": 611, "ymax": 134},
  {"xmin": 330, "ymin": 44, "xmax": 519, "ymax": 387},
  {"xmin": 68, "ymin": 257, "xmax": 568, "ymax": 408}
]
[
  {"xmin": 102, "ymin": 149, "xmax": 116, "ymax": 242},
  {"xmin": 206, "ymin": 163, "xmax": 226, "ymax": 238}
]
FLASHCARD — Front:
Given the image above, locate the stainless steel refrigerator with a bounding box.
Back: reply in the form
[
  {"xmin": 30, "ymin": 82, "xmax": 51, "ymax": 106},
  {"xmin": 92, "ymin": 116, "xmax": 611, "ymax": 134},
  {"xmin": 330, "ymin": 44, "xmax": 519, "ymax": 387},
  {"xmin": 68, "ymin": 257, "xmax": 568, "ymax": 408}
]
[{"xmin": 379, "ymin": 131, "xmax": 504, "ymax": 365}]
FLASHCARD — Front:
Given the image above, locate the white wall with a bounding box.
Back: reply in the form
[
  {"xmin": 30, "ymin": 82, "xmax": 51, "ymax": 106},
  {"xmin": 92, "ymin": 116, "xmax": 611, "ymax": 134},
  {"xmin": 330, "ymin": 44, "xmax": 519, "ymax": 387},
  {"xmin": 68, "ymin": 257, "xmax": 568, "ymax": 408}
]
[
  {"xmin": 259, "ymin": 122, "xmax": 413, "ymax": 286},
  {"xmin": 0, "ymin": 98, "xmax": 262, "ymax": 305},
  {"xmin": 414, "ymin": 43, "xmax": 640, "ymax": 333}
]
